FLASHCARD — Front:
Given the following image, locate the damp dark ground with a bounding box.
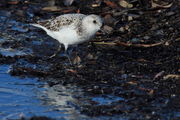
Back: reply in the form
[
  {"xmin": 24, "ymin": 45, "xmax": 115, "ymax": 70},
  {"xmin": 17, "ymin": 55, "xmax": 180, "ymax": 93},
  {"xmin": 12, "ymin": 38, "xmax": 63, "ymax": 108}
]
[{"xmin": 0, "ymin": 0, "xmax": 180, "ymax": 120}]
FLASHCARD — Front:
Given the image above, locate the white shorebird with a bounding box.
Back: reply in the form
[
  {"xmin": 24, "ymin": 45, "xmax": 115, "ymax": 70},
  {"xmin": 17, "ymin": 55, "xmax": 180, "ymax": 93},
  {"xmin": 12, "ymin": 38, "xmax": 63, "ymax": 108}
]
[{"xmin": 31, "ymin": 13, "xmax": 103, "ymax": 64}]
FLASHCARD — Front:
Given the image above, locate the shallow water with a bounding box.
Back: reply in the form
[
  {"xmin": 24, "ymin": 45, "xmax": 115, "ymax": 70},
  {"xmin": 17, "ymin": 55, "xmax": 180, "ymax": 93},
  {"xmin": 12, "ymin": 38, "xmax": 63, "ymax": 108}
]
[
  {"xmin": 0, "ymin": 65, "xmax": 64, "ymax": 119},
  {"xmin": 0, "ymin": 65, "xmax": 87, "ymax": 120},
  {"xmin": 0, "ymin": 65, "xmax": 127, "ymax": 120}
]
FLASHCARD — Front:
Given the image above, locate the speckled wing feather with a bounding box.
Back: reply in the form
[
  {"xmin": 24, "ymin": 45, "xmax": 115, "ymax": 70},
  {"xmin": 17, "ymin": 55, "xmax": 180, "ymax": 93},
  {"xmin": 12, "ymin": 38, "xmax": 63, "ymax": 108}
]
[{"xmin": 37, "ymin": 14, "xmax": 86, "ymax": 31}]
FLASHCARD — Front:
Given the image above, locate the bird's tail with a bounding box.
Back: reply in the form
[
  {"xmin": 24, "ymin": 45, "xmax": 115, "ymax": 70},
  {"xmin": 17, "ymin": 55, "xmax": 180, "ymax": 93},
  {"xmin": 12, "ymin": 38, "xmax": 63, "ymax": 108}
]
[{"xmin": 30, "ymin": 24, "xmax": 50, "ymax": 34}]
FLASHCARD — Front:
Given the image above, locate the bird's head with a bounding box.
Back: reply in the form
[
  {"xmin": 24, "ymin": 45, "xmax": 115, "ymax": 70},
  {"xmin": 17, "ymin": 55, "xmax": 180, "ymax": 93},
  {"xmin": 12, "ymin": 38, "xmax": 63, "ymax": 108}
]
[{"xmin": 82, "ymin": 14, "xmax": 103, "ymax": 34}]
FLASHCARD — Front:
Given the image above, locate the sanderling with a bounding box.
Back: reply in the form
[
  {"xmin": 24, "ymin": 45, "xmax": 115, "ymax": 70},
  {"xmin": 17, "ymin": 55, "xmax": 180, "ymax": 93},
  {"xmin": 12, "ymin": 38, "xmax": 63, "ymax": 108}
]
[{"xmin": 31, "ymin": 13, "xmax": 103, "ymax": 63}]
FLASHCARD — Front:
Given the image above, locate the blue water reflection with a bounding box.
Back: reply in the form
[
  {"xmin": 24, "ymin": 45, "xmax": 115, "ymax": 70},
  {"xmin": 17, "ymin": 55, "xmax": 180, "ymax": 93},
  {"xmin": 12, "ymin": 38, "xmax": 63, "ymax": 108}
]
[{"xmin": 0, "ymin": 65, "xmax": 66, "ymax": 119}]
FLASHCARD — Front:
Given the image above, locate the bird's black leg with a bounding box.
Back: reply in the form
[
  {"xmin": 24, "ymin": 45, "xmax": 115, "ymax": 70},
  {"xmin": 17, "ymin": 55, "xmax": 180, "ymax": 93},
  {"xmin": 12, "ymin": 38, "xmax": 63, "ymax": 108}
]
[
  {"xmin": 65, "ymin": 49, "xmax": 73, "ymax": 65},
  {"xmin": 63, "ymin": 43, "xmax": 72, "ymax": 65},
  {"xmin": 74, "ymin": 45, "xmax": 78, "ymax": 56}
]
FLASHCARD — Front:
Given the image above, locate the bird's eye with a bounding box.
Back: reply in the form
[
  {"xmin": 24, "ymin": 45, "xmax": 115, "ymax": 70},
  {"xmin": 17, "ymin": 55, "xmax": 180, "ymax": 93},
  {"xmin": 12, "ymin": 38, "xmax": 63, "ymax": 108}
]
[{"xmin": 93, "ymin": 20, "xmax": 97, "ymax": 24}]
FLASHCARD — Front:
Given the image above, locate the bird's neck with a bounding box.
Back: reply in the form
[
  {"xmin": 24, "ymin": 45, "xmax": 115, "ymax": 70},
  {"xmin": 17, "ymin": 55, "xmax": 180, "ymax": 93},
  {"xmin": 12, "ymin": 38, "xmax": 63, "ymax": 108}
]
[{"xmin": 80, "ymin": 24, "xmax": 97, "ymax": 39}]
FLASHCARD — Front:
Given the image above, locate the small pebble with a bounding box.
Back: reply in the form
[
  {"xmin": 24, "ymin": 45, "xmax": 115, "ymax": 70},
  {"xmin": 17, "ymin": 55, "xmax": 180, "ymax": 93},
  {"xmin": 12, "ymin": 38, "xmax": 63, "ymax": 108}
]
[
  {"xmin": 128, "ymin": 16, "xmax": 133, "ymax": 21},
  {"xmin": 119, "ymin": 27, "xmax": 125, "ymax": 32},
  {"xmin": 104, "ymin": 14, "xmax": 116, "ymax": 25},
  {"xmin": 103, "ymin": 25, "xmax": 113, "ymax": 34}
]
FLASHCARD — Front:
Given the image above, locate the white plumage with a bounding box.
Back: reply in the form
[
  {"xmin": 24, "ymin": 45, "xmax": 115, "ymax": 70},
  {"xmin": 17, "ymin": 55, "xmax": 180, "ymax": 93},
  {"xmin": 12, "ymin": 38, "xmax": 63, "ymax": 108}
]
[{"xmin": 31, "ymin": 13, "xmax": 103, "ymax": 51}]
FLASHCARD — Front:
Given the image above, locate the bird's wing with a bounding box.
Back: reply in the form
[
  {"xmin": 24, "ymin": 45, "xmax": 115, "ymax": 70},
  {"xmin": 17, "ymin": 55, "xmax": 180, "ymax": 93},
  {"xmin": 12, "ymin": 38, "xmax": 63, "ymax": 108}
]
[{"xmin": 37, "ymin": 14, "xmax": 86, "ymax": 31}]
